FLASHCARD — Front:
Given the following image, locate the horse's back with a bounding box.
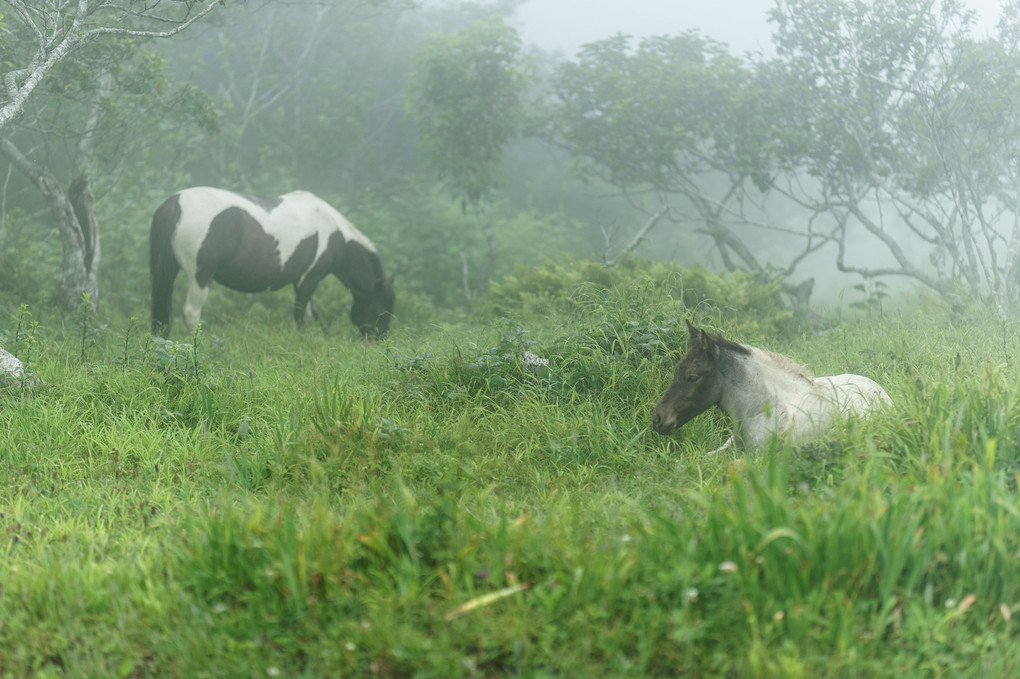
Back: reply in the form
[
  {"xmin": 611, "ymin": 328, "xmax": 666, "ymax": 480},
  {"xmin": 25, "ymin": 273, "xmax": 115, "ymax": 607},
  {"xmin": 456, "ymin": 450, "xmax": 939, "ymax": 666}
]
[
  {"xmin": 779, "ymin": 373, "xmax": 890, "ymax": 444},
  {"xmin": 800, "ymin": 373, "xmax": 891, "ymax": 437},
  {"xmin": 174, "ymin": 187, "xmax": 373, "ymax": 251},
  {"xmin": 816, "ymin": 373, "xmax": 892, "ymax": 412}
]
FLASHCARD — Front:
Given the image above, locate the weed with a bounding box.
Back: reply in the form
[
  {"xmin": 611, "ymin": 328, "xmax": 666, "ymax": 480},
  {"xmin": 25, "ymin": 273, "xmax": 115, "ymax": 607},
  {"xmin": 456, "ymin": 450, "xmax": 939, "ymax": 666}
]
[{"xmin": 76, "ymin": 291, "xmax": 105, "ymax": 362}]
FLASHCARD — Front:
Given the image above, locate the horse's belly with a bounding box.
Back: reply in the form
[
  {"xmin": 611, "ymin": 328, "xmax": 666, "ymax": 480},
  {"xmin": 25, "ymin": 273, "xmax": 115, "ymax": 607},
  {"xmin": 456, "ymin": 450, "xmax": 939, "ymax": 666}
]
[
  {"xmin": 213, "ymin": 267, "xmax": 280, "ymax": 293},
  {"xmin": 211, "ymin": 230, "xmax": 319, "ymax": 293}
]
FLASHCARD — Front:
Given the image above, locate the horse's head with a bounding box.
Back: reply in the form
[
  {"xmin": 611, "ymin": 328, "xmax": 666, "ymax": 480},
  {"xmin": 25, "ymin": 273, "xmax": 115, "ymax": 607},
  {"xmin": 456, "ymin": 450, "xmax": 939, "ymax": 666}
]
[
  {"xmin": 652, "ymin": 320, "xmax": 727, "ymax": 435},
  {"xmin": 351, "ymin": 274, "xmax": 396, "ymax": 338}
]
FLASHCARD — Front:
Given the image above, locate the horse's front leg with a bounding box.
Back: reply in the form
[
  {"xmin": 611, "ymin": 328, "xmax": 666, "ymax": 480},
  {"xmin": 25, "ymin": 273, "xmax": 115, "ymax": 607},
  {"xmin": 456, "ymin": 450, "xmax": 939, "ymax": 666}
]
[
  {"xmin": 292, "ymin": 299, "xmax": 311, "ymax": 327},
  {"xmin": 182, "ymin": 281, "xmax": 210, "ymax": 334},
  {"xmin": 293, "ymin": 280, "xmax": 319, "ymax": 327}
]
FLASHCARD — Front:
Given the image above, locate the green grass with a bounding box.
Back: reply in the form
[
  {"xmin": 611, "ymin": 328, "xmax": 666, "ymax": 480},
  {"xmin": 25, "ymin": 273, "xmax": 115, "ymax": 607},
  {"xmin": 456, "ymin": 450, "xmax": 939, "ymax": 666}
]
[{"xmin": 1, "ymin": 293, "xmax": 1020, "ymax": 678}]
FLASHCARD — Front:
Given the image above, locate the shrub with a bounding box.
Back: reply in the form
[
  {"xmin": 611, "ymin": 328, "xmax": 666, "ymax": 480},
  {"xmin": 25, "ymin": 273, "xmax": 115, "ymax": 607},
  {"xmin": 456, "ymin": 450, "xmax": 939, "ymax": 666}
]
[{"xmin": 482, "ymin": 256, "xmax": 799, "ymax": 339}]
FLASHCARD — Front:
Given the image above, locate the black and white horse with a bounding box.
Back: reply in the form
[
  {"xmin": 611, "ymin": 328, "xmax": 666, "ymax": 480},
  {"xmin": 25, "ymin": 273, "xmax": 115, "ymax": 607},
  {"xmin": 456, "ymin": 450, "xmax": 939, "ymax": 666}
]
[{"xmin": 150, "ymin": 187, "xmax": 395, "ymax": 338}]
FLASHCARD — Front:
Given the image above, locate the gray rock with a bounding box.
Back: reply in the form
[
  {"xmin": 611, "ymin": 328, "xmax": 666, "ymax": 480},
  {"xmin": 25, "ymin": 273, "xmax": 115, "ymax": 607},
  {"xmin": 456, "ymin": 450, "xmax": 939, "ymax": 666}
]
[{"xmin": 0, "ymin": 346, "xmax": 26, "ymax": 387}]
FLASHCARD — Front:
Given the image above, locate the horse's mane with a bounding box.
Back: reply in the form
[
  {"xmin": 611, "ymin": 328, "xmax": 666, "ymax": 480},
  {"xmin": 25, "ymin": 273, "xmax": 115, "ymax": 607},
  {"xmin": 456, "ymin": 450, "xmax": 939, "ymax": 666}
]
[
  {"xmin": 749, "ymin": 346, "xmax": 814, "ymax": 382},
  {"xmin": 708, "ymin": 330, "xmax": 814, "ymax": 383}
]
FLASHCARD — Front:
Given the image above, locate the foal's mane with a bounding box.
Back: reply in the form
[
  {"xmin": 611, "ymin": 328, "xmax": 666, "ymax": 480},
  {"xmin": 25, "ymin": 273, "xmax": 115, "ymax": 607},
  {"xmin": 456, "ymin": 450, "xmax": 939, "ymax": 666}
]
[
  {"xmin": 753, "ymin": 347, "xmax": 814, "ymax": 383},
  {"xmin": 708, "ymin": 331, "xmax": 814, "ymax": 383}
]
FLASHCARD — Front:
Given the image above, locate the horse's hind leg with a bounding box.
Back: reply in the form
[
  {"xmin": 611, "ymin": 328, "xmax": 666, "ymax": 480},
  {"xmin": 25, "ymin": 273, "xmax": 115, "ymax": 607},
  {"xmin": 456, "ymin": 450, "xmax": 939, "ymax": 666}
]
[
  {"xmin": 150, "ymin": 258, "xmax": 180, "ymax": 338},
  {"xmin": 183, "ymin": 280, "xmax": 210, "ymax": 334}
]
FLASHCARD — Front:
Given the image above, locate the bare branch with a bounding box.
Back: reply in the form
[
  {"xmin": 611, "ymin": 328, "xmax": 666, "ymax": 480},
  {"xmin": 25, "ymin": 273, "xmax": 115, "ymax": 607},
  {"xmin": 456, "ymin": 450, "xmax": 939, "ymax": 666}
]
[
  {"xmin": 604, "ymin": 204, "xmax": 670, "ymax": 267},
  {"xmin": 0, "ymin": 0, "xmax": 221, "ymax": 130}
]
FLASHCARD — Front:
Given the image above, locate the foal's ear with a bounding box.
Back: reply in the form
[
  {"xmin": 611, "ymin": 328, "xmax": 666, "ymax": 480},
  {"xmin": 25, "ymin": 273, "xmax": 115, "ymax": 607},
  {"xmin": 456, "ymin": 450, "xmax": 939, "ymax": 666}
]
[
  {"xmin": 686, "ymin": 319, "xmax": 720, "ymax": 358},
  {"xmin": 685, "ymin": 319, "xmax": 705, "ymax": 346}
]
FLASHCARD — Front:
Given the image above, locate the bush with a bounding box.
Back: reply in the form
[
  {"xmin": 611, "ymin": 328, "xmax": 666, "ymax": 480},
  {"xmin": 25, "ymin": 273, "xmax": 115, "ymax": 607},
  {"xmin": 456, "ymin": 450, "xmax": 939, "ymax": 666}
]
[{"xmin": 482, "ymin": 256, "xmax": 799, "ymax": 339}]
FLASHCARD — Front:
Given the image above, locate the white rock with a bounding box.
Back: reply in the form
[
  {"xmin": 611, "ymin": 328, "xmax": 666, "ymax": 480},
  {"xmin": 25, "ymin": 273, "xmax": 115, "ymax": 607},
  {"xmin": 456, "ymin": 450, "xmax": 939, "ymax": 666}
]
[{"xmin": 0, "ymin": 346, "xmax": 25, "ymax": 386}]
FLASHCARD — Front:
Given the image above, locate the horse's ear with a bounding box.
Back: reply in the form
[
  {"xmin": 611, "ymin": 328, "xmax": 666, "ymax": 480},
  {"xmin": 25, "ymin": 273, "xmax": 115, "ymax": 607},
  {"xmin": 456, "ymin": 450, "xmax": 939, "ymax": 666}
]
[{"xmin": 685, "ymin": 319, "xmax": 705, "ymax": 347}]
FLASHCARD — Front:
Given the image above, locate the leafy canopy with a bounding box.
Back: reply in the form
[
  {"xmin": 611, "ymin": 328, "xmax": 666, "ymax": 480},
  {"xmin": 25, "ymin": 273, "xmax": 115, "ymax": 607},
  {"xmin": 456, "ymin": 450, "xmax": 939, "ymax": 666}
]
[
  {"xmin": 409, "ymin": 18, "xmax": 529, "ymax": 205},
  {"xmin": 550, "ymin": 33, "xmax": 776, "ymax": 192}
]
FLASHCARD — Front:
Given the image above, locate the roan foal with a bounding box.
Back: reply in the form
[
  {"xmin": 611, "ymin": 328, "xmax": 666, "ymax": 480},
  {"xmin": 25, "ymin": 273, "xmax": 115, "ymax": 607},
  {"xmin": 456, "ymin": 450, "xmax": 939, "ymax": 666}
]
[{"xmin": 651, "ymin": 321, "xmax": 891, "ymax": 453}]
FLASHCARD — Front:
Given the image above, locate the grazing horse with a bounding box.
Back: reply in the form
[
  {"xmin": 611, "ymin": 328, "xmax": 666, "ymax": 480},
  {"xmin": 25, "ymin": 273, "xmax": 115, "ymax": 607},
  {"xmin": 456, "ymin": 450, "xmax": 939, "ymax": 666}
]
[
  {"xmin": 651, "ymin": 320, "xmax": 891, "ymax": 453},
  {"xmin": 150, "ymin": 187, "xmax": 394, "ymax": 338}
]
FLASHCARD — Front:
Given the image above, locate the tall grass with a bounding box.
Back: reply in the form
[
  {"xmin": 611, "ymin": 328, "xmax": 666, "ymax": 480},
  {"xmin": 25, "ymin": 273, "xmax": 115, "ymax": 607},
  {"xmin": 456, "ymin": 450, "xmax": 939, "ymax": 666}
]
[{"xmin": 0, "ymin": 287, "xmax": 1019, "ymax": 677}]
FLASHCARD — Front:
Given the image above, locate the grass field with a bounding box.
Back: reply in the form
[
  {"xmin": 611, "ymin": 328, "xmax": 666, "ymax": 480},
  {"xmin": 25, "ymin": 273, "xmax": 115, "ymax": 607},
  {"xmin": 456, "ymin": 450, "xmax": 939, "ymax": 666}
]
[{"xmin": 1, "ymin": 280, "xmax": 1019, "ymax": 678}]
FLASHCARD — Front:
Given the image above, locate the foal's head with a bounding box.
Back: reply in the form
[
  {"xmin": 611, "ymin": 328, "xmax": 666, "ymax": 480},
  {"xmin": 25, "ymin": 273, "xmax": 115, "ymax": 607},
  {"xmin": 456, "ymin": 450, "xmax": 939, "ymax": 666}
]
[
  {"xmin": 651, "ymin": 320, "xmax": 734, "ymax": 435},
  {"xmin": 351, "ymin": 274, "xmax": 396, "ymax": 338}
]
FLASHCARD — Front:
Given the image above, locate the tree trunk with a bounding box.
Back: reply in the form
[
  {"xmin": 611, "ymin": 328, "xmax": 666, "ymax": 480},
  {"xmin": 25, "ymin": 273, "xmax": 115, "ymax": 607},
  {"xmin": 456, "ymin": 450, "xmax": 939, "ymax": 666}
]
[
  {"xmin": 459, "ymin": 199, "xmax": 497, "ymax": 310},
  {"xmin": 0, "ymin": 137, "xmax": 100, "ymax": 311},
  {"xmin": 37, "ymin": 172, "xmax": 99, "ymax": 312},
  {"xmin": 61, "ymin": 176, "xmax": 100, "ymax": 311},
  {"xmin": 472, "ymin": 199, "xmax": 497, "ymax": 299}
]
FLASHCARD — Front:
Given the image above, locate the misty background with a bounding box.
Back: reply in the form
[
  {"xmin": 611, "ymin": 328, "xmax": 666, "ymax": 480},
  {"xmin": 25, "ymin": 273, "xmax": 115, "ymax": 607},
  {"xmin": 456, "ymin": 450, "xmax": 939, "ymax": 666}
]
[
  {"xmin": 515, "ymin": 0, "xmax": 1004, "ymax": 57},
  {"xmin": 2, "ymin": 0, "xmax": 1019, "ymax": 330}
]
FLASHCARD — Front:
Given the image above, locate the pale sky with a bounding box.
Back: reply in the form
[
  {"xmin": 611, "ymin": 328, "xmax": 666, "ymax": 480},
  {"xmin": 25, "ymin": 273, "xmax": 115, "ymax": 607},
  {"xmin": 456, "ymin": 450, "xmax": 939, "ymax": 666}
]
[{"xmin": 514, "ymin": 0, "xmax": 1007, "ymax": 58}]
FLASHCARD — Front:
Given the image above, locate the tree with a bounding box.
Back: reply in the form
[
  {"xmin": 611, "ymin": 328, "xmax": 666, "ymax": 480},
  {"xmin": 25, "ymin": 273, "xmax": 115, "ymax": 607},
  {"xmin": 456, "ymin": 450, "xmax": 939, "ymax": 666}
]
[
  {"xmin": 408, "ymin": 17, "xmax": 530, "ymax": 306},
  {"xmin": 162, "ymin": 0, "xmax": 417, "ymax": 193},
  {"xmin": 0, "ymin": 0, "xmax": 221, "ymax": 311},
  {"xmin": 768, "ymin": 0, "xmax": 1020, "ymax": 312},
  {"xmin": 1, "ymin": 0, "xmax": 220, "ymax": 130},
  {"xmin": 548, "ymin": 33, "xmax": 819, "ymax": 305}
]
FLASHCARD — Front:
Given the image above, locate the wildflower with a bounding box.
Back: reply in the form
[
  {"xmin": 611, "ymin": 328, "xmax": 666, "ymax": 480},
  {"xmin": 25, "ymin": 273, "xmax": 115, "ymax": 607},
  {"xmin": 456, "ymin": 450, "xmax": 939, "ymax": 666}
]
[
  {"xmin": 718, "ymin": 561, "xmax": 738, "ymax": 573},
  {"xmin": 521, "ymin": 351, "xmax": 550, "ymax": 375}
]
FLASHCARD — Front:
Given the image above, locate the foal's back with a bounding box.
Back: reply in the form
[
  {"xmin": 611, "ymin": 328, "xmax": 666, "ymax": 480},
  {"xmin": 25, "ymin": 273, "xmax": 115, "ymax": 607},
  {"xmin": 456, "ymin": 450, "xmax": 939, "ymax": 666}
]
[{"xmin": 787, "ymin": 373, "xmax": 891, "ymax": 444}]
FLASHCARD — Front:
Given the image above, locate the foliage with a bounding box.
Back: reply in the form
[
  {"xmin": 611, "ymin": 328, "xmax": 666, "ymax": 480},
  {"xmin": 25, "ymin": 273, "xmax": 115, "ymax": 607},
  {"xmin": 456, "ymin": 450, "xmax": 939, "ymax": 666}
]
[
  {"xmin": 768, "ymin": 0, "xmax": 1020, "ymax": 311},
  {"xmin": 409, "ymin": 17, "xmax": 530, "ymax": 205},
  {"xmin": 549, "ymin": 33, "xmax": 786, "ymax": 273},
  {"xmin": 407, "ymin": 16, "xmax": 533, "ymax": 303},
  {"xmin": 552, "ymin": 32, "xmax": 770, "ymax": 191},
  {"xmin": 483, "ymin": 256, "xmax": 797, "ymax": 337},
  {"xmin": 0, "ymin": 0, "xmax": 220, "ymax": 129}
]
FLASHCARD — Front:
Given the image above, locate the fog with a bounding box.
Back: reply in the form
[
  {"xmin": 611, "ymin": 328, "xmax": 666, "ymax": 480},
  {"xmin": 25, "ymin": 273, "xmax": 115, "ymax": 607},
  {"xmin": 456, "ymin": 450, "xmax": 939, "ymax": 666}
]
[
  {"xmin": 510, "ymin": 0, "xmax": 1016, "ymax": 307},
  {"xmin": 515, "ymin": 0, "xmax": 1003, "ymax": 57},
  {"xmin": 4, "ymin": 0, "xmax": 1020, "ymax": 320}
]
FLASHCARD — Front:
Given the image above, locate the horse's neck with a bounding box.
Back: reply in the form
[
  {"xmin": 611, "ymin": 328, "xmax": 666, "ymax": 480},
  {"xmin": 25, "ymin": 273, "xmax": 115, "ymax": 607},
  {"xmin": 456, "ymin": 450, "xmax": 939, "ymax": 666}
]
[
  {"xmin": 336, "ymin": 242, "xmax": 381, "ymax": 294},
  {"xmin": 718, "ymin": 346, "xmax": 812, "ymax": 423}
]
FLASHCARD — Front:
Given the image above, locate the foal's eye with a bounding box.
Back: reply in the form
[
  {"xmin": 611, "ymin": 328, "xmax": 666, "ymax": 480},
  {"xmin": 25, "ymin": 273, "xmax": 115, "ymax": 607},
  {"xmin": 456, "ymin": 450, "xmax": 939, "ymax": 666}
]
[{"xmin": 686, "ymin": 374, "xmax": 699, "ymax": 383}]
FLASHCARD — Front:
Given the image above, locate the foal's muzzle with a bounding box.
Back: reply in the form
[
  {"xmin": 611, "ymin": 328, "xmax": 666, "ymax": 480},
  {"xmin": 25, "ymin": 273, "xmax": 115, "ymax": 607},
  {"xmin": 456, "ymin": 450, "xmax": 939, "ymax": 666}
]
[{"xmin": 651, "ymin": 410, "xmax": 678, "ymax": 435}]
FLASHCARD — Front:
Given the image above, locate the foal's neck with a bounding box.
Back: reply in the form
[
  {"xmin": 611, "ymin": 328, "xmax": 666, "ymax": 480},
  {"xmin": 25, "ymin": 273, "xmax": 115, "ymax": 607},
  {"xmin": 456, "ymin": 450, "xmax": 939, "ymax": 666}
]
[{"xmin": 717, "ymin": 346, "xmax": 812, "ymax": 420}]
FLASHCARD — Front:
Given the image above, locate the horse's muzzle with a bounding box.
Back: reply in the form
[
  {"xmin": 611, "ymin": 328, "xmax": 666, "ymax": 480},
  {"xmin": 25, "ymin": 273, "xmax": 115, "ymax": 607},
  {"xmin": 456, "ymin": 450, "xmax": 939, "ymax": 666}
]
[{"xmin": 651, "ymin": 411, "xmax": 677, "ymax": 435}]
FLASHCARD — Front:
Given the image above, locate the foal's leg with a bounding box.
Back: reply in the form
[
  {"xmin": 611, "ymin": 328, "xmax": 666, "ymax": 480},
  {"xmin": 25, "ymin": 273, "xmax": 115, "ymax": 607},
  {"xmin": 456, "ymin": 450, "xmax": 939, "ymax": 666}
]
[
  {"xmin": 182, "ymin": 280, "xmax": 210, "ymax": 334},
  {"xmin": 708, "ymin": 436, "xmax": 734, "ymax": 455}
]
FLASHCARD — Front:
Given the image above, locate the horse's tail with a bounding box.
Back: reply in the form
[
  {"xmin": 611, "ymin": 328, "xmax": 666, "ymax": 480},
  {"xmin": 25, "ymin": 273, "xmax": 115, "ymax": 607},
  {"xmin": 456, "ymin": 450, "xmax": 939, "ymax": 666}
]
[{"xmin": 150, "ymin": 195, "xmax": 182, "ymax": 337}]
